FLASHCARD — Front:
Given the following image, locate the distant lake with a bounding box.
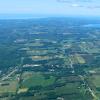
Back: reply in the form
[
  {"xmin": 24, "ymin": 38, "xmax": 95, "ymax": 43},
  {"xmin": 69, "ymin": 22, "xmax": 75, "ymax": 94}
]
[{"xmin": 83, "ymin": 24, "xmax": 100, "ymax": 28}]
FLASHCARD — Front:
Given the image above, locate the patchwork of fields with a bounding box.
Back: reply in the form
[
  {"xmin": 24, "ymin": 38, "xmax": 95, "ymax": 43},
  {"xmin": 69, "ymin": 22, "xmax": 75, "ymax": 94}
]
[{"xmin": 0, "ymin": 18, "xmax": 100, "ymax": 100}]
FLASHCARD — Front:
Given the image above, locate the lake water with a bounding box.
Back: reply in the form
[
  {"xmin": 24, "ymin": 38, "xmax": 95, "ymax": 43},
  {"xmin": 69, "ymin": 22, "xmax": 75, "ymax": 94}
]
[{"xmin": 83, "ymin": 24, "xmax": 100, "ymax": 28}]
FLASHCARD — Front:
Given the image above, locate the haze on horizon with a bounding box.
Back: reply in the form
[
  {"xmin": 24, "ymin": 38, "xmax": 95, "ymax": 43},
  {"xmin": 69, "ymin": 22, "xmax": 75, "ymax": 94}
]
[{"xmin": 0, "ymin": 0, "xmax": 100, "ymax": 19}]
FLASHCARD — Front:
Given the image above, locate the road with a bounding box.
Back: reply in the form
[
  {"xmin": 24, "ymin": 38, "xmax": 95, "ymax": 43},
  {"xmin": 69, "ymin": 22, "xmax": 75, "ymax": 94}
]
[
  {"xmin": 79, "ymin": 75, "xmax": 98, "ymax": 100},
  {"xmin": 69, "ymin": 58, "xmax": 75, "ymax": 73},
  {"xmin": 1, "ymin": 68, "xmax": 18, "ymax": 81}
]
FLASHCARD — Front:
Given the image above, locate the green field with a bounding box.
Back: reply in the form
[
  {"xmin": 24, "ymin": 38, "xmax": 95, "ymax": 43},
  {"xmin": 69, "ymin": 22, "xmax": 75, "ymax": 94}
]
[
  {"xmin": 90, "ymin": 75, "xmax": 100, "ymax": 88},
  {"xmin": 69, "ymin": 54, "xmax": 85, "ymax": 64},
  {"xmin": 33, "ymin": 82, "xmax": 91, "ymax": 100},
  {"xmin": 21, "ymin": 72, "xmax": 56, "ymax": 88},
  {"xmin": 0, "ymin": 80, "xmax": 18, "ymax": 94},
  {"xmin": 75, "ymin": 54, "xmax": 85, "ymax": 64}
]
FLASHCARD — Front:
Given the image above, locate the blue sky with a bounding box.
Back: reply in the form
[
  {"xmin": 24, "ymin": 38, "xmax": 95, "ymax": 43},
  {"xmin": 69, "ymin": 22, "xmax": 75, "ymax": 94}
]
[{"xmin": 0, "ymin": 0, "xmax": 100, "ymax": 17}]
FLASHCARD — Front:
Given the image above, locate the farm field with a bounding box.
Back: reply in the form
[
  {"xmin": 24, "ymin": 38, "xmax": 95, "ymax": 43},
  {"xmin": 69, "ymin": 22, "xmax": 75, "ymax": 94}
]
[{"xmin": 0, "ymin": 18, "xmax": 100, "ymax": 100}]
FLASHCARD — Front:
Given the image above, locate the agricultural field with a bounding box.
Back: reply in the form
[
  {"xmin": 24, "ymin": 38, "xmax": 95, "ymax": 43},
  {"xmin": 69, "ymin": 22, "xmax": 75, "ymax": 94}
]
[
  {"xmin": 21, "ymin": 72, "xmax": 56, "ymax": 88},
  {"xmin": 0, "ymin": 79, "xmax": 18, "ymax": 95},
  {"xmin": 0, "ymin": 18, "xmax": 100, "ymax": 100},
  {"xmin": 69, "ymin": 54, "xmax": 85, "ymax": 64}
]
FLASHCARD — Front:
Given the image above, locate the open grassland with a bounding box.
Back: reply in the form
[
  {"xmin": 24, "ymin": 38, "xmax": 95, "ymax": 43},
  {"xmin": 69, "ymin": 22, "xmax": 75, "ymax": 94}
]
[
  {"xmin": 75, "ymin": 54, "xmax": 85, "ymax": 64},
  {"xmin": 21, "ymin": 72, "xmax": 56, "ymax": 88},
  {"xmin": 55, "ymin": 83, "xmax": 80, "ymax": 94},
  {"xmin": 70, "ymin": 54, "xmax": 85, "ymax": 64},
  {"xmin": 25, "ymin": 42, "xmax": 44, "ymax": 47},
  {"xmin": 88, "ymin": 74, "xmax": 100, "ymax": 99},
  {"xmin": 0, "ymin": 80, "xmax": 18, "ymax": 94},
  {"xmin": 31, "ymin": 82, "xmax": 91, "ymax": 100},
  {"xmin": 80, "ymin": 42, "xmax": 100, "ymax": 54},
  {"xmin": 26, "ymin": 49, "xmax": 58, "ymax": 56},
  {"xmin": 91, "ymin": 75, "xmax": 100, "ymax": 88},
  {"xmin": 30, "ymin": 55, "xmax": 53, "ymax": 61}
]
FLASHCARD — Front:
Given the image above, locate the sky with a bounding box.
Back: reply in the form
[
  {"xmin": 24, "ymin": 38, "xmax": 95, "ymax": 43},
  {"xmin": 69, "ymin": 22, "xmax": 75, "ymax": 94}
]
[{"xmin": 0, "ymin": 0, "xmax": 100, "ymax": 18}]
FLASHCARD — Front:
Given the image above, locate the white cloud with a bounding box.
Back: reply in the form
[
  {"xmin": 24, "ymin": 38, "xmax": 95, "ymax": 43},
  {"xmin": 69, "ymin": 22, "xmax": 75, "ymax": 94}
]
[
  {"xmin": 57, "ymin": 0, "xmax": 100, "ymax": 9},
  {"xmin": 71, "ymin": 3, "xmax": 79, "ymax": 7},
  {"xmin": 57, "ymin": 0, "xmax": 96, "ymax": 3}
]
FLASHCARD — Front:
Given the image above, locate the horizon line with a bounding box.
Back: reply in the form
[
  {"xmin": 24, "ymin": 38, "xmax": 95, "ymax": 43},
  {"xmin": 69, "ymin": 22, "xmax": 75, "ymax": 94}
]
[{"xmin": 0, "ymin": 14, "xmax": 100, "ymax": 19}]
